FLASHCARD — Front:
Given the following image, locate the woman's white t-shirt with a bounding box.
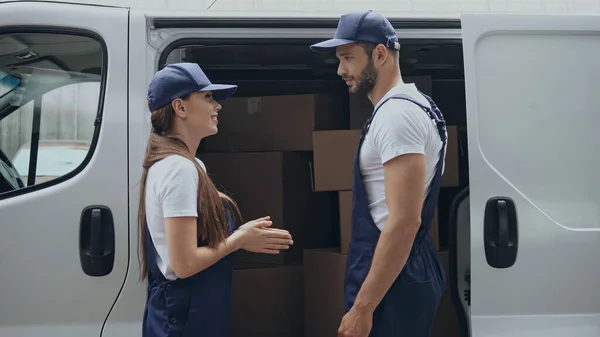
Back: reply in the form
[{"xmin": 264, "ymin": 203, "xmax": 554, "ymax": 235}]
[{"xmin": 145, "ymin": 155, "xmax": 205, "ymax": 280}]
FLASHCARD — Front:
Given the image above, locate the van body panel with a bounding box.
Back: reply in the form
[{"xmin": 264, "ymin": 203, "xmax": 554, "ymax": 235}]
[
  {"xmin": 462, "ymin": 13, "xmax": 600, "ymax": 336},
  {"xmin": 0, "ymin": 1, "xmax": 130, "ymax": 336},
  {"xmin": 101, "ymin": 9, "xmax": 152, "ymax": 337}
]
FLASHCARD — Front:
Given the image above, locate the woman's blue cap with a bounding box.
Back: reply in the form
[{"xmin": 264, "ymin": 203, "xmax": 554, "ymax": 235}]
[{"xmin": 147, "ymin": 62, "xmax": 237, "ymax": 112}]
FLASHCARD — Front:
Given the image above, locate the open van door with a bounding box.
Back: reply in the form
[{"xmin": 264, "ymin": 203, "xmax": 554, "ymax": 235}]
[
  {"xmin": 462, "ymin": 13, "xmax": 600, "ymax": 336},
  {"xmin": 0, "ymin": 1, "xmax": 129, "ymax": 336}
]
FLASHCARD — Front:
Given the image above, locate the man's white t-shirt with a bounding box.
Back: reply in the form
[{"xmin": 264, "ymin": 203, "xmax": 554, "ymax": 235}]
[
  {"xmin": 145, "ymin": 155, "xmax": 205, "ymax": 280},
  {"xmin": 358, "ymin": 83, "xmax": 446, "ymax": 231}
]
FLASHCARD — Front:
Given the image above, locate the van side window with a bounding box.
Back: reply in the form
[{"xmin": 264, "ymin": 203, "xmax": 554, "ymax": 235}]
[{"xmin": 0, "ymin": 32, "xmax": 104, "ymax": 198}]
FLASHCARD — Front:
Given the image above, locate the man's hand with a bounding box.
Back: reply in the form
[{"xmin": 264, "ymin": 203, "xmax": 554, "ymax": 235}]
[{"xmin": 337, "ymin": 306, "xmax": 373, "ymax": 337}]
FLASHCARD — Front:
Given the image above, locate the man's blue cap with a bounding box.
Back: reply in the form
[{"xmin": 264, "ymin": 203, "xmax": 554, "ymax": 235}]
[
  {"xmin": 147, "ymin": 62, "xmax": 237, "ymax": 112},
  {"xmin": 310, "ymin": 11, "xmax": 400, "ymax": 52}
]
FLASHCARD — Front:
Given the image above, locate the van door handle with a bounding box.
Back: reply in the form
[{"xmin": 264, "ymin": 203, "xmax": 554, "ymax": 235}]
[
  {"xmin": 79, "ymin": 206, "xmax": 115, "ymax": 276},
  {"xmin": 484, "ymin": 197, "xmax": 518, "ymax": 268}
]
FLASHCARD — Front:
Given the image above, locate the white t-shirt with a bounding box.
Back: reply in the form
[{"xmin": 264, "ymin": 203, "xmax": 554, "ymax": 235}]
[
  {"xmin": 358, "ymin": 83, "xmax": 446, "ymax": 231},
  {"xmin": 145, "ymin": 155, "xmax": 205, "ymax": 280}
]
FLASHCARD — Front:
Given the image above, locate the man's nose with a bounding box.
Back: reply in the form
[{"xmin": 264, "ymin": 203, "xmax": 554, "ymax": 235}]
[{"xmin": 337, "ymin": 62, "xmax": 345, "ymax": 77}]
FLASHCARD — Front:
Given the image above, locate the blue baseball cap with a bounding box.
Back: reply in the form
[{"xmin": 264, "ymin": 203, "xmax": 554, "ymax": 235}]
[
  {"xmin": 147, "ymin": 62, "xmax": 237, "ymax": 112},
  {"xmin": 310, "ymin": 10, "xmax": 400, "ymax": 52}
]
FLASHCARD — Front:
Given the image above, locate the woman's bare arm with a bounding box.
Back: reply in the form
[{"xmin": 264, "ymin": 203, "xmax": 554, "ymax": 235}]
[{"xmin": 165, "ymin": 216, "xmax": 240, "ymax": 279}]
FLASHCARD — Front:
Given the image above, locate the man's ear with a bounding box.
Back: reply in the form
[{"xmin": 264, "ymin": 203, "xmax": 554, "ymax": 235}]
[{"xmin": 374, "ymin": 44, "xmax": 388, "ymax": 65}]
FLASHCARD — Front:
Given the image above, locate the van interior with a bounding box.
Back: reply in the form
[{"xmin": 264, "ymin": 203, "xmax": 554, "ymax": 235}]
[{"xmin": 163, "ymin": 37, "xmax": 471, "ymax": 337}]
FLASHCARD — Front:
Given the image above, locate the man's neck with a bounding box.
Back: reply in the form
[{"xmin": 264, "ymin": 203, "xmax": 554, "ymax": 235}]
[{"xmin": 367, "ymin": 70, "xmax": 402, "ymax": 108}]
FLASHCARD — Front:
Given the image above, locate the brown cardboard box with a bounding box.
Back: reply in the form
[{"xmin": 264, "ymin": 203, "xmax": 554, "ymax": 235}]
[
  {"xmin": 338, "ymin": 191, "xmax": 352, "ymax": 254},
  {"xmin": 230, "ymin": 265, "xmax": 304, "ymax": 337},
  {"xmin": 200, "ymin": 94, "xmax": 343, "ymax": 152},
  {"xmin": 431, "ymin": 251, "xmax": 461, "ymax": 337},
  {"xmin": 443, "ymin": 125, "xmax": 459, "ymax": 187},
  {"xmin": 313, "ymin": 130, "xmax": 361, "ymax": 191},
  {"xmin": 304, "ymin": 249, "xmax": 347, "ymax": 337},
  {"xmin": 199, "ymin": 152, "xmax": 336, "ymax": 264},
  {"xmin": 349, "ymin": 76, "xmax": 433, "ymax": 129}
]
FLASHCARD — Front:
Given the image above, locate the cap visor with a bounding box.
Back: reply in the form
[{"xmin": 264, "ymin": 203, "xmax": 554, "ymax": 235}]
[
  {"xmin": 310, "ymin": 38, "xmax": 356, "ymax": 52},
  {"xmin": 201, "ymin": 84, "xmax": 238, "ymax": 101}
]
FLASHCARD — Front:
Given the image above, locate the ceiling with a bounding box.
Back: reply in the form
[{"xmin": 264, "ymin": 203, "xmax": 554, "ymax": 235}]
[{"xmin": 0, "ymin": 33, "xmax": 103, "ymax": 81}]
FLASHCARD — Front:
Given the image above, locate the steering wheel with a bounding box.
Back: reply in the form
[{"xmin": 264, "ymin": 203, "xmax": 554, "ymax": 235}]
[{"xmin": 0, "ymin": 149, "xmax": 25, "ymax": 194}]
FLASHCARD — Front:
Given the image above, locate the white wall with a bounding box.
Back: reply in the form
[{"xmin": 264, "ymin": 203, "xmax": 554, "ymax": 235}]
[{"xmin": 36, "ymin": 0, "xmax": 600, "ymax": 14}]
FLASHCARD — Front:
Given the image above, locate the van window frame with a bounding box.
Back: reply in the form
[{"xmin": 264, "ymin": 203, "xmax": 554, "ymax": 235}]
[
  {"xmin": 0, "ymin": 26, "xmax": 108, "ymax": 201},
  {"xmin": 157, "ymin": 37, "xmax": 463, "ymax": 70}
]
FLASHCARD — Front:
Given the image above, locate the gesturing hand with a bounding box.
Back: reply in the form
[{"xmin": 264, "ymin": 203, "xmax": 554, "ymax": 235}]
[{"xmin": 234, "ymin": 216, "xmax": 294, "ymax": 254}]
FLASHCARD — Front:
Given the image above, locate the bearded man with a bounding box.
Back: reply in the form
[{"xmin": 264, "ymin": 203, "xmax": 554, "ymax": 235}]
[{"xmin": 310, "ymin": 10, "xmax": 448, "ymax": 337}]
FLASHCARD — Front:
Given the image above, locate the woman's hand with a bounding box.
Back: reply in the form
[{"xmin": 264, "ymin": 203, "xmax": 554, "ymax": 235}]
[{"xmin": 232, "ymin": 216, "xmax": 294, "ymax": 254}]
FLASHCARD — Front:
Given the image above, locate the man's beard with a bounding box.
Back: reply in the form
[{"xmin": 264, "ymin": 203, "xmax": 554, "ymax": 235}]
[{"xmin": 350, "ymin": 57, "xmax": 378, "ymax": 95}]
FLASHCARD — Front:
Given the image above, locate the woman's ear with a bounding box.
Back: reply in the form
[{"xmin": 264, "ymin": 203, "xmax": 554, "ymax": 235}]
[{"xmin": 171, "ymin": 98, "xmax": 187, "ymax": 118}]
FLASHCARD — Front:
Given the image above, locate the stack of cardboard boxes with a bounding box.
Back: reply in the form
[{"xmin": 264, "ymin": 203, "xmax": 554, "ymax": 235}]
[
  {"xmin": 197, "ymin": 76, "xmax": 461, "ymax": 337},
  {"xmin": 198, "ymin": 93, "xmax": 344, "ymax": 337}
]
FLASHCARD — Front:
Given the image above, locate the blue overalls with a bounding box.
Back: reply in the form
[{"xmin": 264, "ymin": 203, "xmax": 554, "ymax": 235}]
[
  {"xmin": 344, "ymin": 93, "xmax": 447, "ymax": 337},
  {"xmin": 142, "ymin": 202, "xmax": 236, "ymax": 337}
]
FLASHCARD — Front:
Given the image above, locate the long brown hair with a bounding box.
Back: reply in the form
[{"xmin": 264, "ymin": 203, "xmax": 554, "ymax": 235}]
[{"xmin": 137, "ymin": 95, "xmax": 241, "ymax": 281}]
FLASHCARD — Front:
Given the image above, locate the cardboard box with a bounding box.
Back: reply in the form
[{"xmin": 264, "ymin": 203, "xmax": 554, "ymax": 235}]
[
  {"xmin": 442, "ymin": 125, "xmax": 459, "ymax": 187},
  {"xmin": 231, "ymin": 265, "xmax": 304, "ymax": 337},
  {"xmin": 200, "ymin": 94, "xmax": 343, "ymax": 152},
  {"xmin": 349, "ymin": 76, "xmax": 432, "ymax": 129},
  {"xmin": 312, "ymin": 130, "xmax": 361, "ymax": 191},
  {"xmin": 198, "ymin": 152, "xmax": 336, "ymax": 264},
  {"xmin": 431, "ymin": 251, "xmax": 461, "ymax": 337},
  {"xmin": 304, "ymin": 249, "xmax": 347, "ymax": 337},
  {"xmin": 338, "ymin": 191, "xmax": 352, "ymax": 254},
  {"xmin": 338, "ymin": 192, "xmax": 439, "ymax": 253}
]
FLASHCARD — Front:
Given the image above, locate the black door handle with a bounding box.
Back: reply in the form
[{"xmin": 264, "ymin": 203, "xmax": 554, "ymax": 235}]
[
  {"xmin": 79, "ymin": 205, "xmax": 115, "ymax": 276},
  {"xmin": 484, "ymin": 197, "xmax": 518, "ymax": 268},
  {"xmin": 496, "ymin": 200, "xmax": 510, "ymax": 247}
]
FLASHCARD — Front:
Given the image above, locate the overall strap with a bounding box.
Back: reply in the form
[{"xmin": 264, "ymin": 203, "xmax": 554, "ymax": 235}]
[
  {"xmin": 406, "ymin": 93, "xmax": 447, "ymax": 242},
  {"xmin": 361, "ymin": 93, "xmax": 446, "ymax": 140},
  {"xmin": 144, "ymin": 219, "xmax": 167, "ymax": 284},
  {"xmin": 414, "ymin": 91, "xmax": 447, "ymax": 203},
  {"xmin": 358, "ymin": 93, "xmax": 447, "ymax": 170}
]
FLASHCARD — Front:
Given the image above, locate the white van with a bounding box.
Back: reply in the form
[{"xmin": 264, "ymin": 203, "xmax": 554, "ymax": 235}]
[{"xmin": 1, "ymin": 1, "xmax": 599, "ymax": 336}]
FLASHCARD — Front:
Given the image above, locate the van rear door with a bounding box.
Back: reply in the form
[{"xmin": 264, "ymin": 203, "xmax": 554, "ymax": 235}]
[
  {"xmin": 462, "ymin": 13, "xmax": 600, "ymax": 336},
  {"xmin": 0, "ymin": 2, "xmax": 129, "ymax": 336}
]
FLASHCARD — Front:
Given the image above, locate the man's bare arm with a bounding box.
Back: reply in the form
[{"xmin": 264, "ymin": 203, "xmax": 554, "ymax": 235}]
[{"xmin": 352, "ymin": 153, "xmax": 426, "ymax": 313}]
